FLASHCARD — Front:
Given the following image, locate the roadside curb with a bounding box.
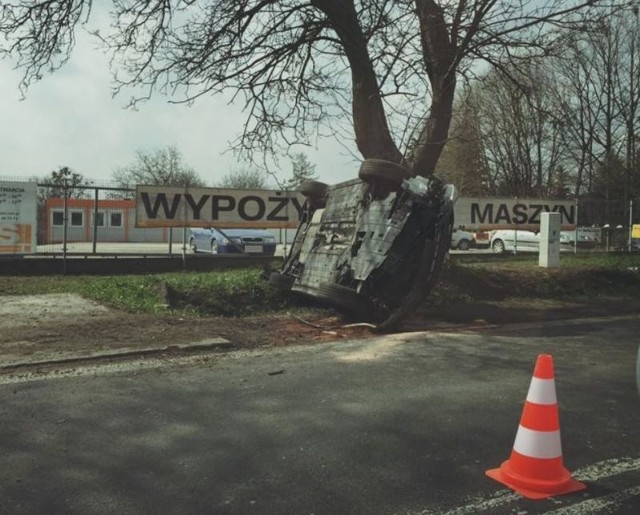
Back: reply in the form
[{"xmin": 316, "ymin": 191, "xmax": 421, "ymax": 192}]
[{"xmin": 0, "ymin": 337, "xmax": 232, "ymax": 371}]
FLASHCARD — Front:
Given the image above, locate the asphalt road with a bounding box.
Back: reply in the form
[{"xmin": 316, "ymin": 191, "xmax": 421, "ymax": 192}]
[{"xmin": 1, "ymin": 315, "xmax": 639, "ymax": 515}]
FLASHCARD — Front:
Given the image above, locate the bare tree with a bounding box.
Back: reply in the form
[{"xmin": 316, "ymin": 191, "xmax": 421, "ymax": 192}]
[
  {"xmin": 40, "ymin": 166, "xmax": 92, "ymax": 199},
  {"xmin": 549, "ymin": 8, "xmax": 640, "ymax": 201},
  {"xmin": 1, "ymin": 1, "xmax": 625, "ymax": 179},
  {"xmin": 113, "ymin": 146, "xmax": 204, "ymax": 189},
  {"xmin": 434, "ymin": 89, "xmax": 490, "ymax": 196},
  {"xmin": 284, "ymin": 152, "xmax": 318, "ymax": 190},
  {"xmin": 216, "ymin": 167, "xmax": 270, "ymax": 189},
  {"xmin": 466, "ymin": 63, "xmax": 567, "ymax": 197}
]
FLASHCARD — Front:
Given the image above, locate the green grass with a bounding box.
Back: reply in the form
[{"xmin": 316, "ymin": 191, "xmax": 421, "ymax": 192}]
[
  {"xmin": 1, "ymin": 253, "xmax": 640, "ymax": 316},
  {"xmin": 440, "ymin": 252, "xmax": 640, "ymax": 301},
  {"xmin": 0, "ymin": 269, "xmax": 303, "ymax": 317}
]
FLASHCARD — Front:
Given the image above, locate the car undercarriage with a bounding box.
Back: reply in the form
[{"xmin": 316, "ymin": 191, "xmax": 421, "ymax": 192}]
[{"xmin": 269, "ymin": 159, "xmax": 456, "ymax": 331}]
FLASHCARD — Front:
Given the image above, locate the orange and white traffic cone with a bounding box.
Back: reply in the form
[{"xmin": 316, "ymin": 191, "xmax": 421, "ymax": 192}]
[{"xmin": 486, "ymin": 354, "xmax": 586, "ymax": 500}]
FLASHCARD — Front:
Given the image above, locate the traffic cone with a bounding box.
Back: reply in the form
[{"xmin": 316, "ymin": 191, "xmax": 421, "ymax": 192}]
[{"xmin": 486, "ymin": 354, "xmax": 586, "ymax": 499}]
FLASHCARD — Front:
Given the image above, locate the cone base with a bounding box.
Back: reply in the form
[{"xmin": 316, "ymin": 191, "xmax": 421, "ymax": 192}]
[{"xmin": 486, "ymin": 460, "xmax": 586, "ymax": 500}]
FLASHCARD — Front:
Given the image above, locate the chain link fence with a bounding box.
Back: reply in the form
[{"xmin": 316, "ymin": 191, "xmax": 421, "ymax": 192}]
[
  {"xmin": 577, "ymin": 197, "xmax": 639, "ymax": 251},
  {"xmin": 2, "ymin": 175, "xmax": 639, "ymax": 255},
  {"xmin": 36, "ymin": 182, "xmax": 186, "ymax": 255}
]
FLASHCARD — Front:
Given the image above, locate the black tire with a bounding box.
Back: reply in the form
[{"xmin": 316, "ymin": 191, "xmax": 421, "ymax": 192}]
[
  {"xmin": 299, "ymin": 180, "xmax": 328, "ymax": 198},
  {"xmin": 210, "ymin": 239, "xmax": 218, "ymax": 254},
  {"xmin": 316, "ymin": 283, "xmax": 370, "ymax": 316},
  {"xmin": 299, "ymin": 180, "xmax": 328, "ymax": 209},
  {"xmin": 269, "ymin": 272, "xmax": 295, "ymax": 290},
  {"xmin": 189, "ymin": 238, "xmax": 197, "ymax": 253},
  {"xmin": 457, "ymin": 238, "xmax": 470, "ymax": 251},
  {"xmin": 358, "ymin": 159, "xmax": 411, "ymax": 186},
  {"xmin": 492, "ymin": 239, "xmax": 505, "ymax": 254}
]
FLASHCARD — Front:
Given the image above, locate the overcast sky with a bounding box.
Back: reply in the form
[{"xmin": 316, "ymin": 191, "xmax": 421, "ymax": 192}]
[{"xmin": 0, "ymin": 20, "xmax": 359, "ymax": 189}]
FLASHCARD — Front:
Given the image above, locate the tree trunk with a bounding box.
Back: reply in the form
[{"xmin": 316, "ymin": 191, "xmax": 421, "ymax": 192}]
[
  {"xmin": 310, "ymin": 0, "xmax": 402, "ymax": 163},
  {"xmin": 410, "ymin": 0, "xmax": 457, "ymax": 177},
  {"xmin": 410, "ymin": 76, "xmax": 456, "ymax": 177}
]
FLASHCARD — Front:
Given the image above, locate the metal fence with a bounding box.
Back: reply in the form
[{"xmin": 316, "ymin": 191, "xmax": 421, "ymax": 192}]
[
  {"xmin": 576, "ymin": 197, "xmax": 639, "ymax": 251},
  {"xmin": 2, "ymin": 176, "xmax": 640, "ymax": 256},
  {"xmin": 26, "ymin": 180, "xmax": 295, "ymax": 256}
]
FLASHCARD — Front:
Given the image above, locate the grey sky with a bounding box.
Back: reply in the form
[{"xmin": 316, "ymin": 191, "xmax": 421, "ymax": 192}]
[{"xmin": 0, "ymin": 20, "xmax": 359, "ymax": 188}]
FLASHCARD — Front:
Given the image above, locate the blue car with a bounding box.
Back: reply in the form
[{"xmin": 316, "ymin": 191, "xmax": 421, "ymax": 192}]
[{"xmin": 189, "ymin": 227, "xmax": 277, "ymax": 256}]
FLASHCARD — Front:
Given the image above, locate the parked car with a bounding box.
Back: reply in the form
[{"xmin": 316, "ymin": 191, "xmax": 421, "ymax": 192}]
[
  {"xmin": 268, "ymin": 159, "xmax": 456, "ymax": 330},
  {"xmin": 189, "ymin": 227, "xmax": 277, "ymax": 256},
  {"xmin": 490, "ymin": 229, "xmax": 539, "ymax": 254},
  {"xmin": 451, "ymin": 229, "xmax": 475, "ymax": 250},
  {"xmin": 489, "ymin": 229, "xmax": 598, "ymax": 254}
]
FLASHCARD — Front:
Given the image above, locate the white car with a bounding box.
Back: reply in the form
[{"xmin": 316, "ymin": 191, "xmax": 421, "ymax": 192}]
[
  {"xmin": 489, "ymin": 229, "xmax": 597, "ymax": 254},
  {"xmin": 450, "ymin": 229, "xmax": 475, "ymax": 250},
  {"xmin": 490, "ymin": 229, "xmax": 540, "ymax": 254}
]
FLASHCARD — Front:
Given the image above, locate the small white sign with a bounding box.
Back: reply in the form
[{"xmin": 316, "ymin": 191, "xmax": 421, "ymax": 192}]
[{"xmin": 0, "ymin": 181, "xmax": 38, "ymax": 254}]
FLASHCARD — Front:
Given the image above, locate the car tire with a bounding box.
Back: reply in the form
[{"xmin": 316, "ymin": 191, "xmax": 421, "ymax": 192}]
[
  {"xmin": 492, "ymin": 239, "xmax": 505, "ymax": 254},
  {"xmin": 358, "ymin": 159, "xmax": 410, "ymax": 185},
  {"xmin": 211, "ymin": 239, "xmax": 218, "ymax": 254},
  {"xmin": 300, "ymin": 180, "xmax": 328, "ymax": 198},
  {"xmin": 299, "ymin": 180, "xmax": 328, "ymax": 209},
  {"xmin": 269, "ymin": 272, "xmax": 295, "ymax": 290},
  {"xmin": 189, "ymin": 238, "xmax": 197, "ymax": 253},
  {"xmin": 457, "ymin": 238, "xmax": 470, "ymax": 251},
  {"xmin": 358, "ymin": 159, "xmax": 411, "ymax": 200},
  {"xmin": 316, "ymin": 282, "xmax": 371, "ymax": 317}
]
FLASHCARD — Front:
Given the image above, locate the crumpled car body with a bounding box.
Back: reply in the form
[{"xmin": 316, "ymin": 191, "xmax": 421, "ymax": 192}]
[{"xmin": 269, "ymin": 159, "xmax": 456, "ymax": 330}]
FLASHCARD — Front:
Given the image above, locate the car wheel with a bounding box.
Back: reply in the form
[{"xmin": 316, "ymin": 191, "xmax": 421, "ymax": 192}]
[
  {"xmin": 358, "ymin": 159, "xmax": 410, "ymax": 185},
  {"xmin": 492, "ymin": 239, "xmax": 505, "ymax": 254},
  {"xmin": 189, "ymin": 238, "xmax": 197, "ymax": 253},
  {"xmin": 300, "ymin": 180, "xmax": 329, "ymax": 209},
  {"xmin": 457, "ymin": 238, "xmax": 470, "ymax": 251},
  {"xmin": 316, "ymin": 282, "xmax": 371, "ymax": 317},
  {"xmin": 358, "ymin": 159, "xmax": 411, "ymax": 200},
  {"xmin": 210, "ymin": 239, "xmax": 218, "ymax": 254},
  {"xmin": 269, "ymin": 272, "xmax": 295, "ymax": 290},
  {"xmin": 300, "ymin": 180, "xmax": 328, "ymax": 198}
]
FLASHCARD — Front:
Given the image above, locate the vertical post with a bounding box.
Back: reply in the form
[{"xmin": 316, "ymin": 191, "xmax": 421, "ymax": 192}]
[
  {"xmin": 62, "ymin": 179, "xmax": 68, "ymax": 275},
  {"xmin": 574, "ymin": 198, "xmax": 579, "ymax": 254},
  {"xmin": 539, "ymin": 212, "xmax": 561, "ymax": 268},
  {"xmin": 181, "ymin": 183, "xmax": 187, "ymax": 269},
  {"xmin": 629, "ymin": 199, "xmax": 634, "ymax": 253},
  {"xmin": 92, "ymin": 187, "xmax": 99, "ymax": 254},
  {"xmin": 283, "ymin": 187, "xmax": 289, "ymax": 258}
]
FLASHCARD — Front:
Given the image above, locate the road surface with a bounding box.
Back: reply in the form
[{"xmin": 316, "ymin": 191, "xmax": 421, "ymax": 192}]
[{"xmin": 1, "ymin": 315, "xmax": 639, "ymax": 514}]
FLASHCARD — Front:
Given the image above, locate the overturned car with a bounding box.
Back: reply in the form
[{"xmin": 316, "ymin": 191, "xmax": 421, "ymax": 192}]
[{"xmin": 268, "ymin": 159, "xmax": 456, "ymax": 331}]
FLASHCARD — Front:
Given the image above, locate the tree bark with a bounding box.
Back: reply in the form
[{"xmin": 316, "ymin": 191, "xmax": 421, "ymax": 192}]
[
  {"xmin": 310, "ymin": 0, "xmax": 402, "ymax": 163},
  {"xmin": 410, "ymin": 0, "xmax": 457, "ymax": 177}
]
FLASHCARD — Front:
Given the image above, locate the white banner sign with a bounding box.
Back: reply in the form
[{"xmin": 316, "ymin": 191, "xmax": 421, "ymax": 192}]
[
  {"xmin": 0, "ymin": 181, "xmax": 38, "ymax": 254},
  {"xmin": 135, "ymin": 184, "xmax": 577, "ymax": 232},
  {"xmin": 454, "ymin": 197, "xmax": 576, "ymax": 230},
  {"xmin": 135, "ymin": 185, "xmax": 307, "ymax": 228}
]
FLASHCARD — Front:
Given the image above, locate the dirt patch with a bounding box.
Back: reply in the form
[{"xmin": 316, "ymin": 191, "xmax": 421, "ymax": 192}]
[
  {"xmin": 0, "ymin": 294, "xmax": 376, "ymax": 365},
  {"xmin": 3, "ymin": 263, "xmax": 640, "ymax": 367},
  {"xmin": 3, "ymin": 287, "xmax": 640, "ymax": 368},
  {"xmin": 0, "ymin": 293, "xmax": 111, "ymax": 328}
]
